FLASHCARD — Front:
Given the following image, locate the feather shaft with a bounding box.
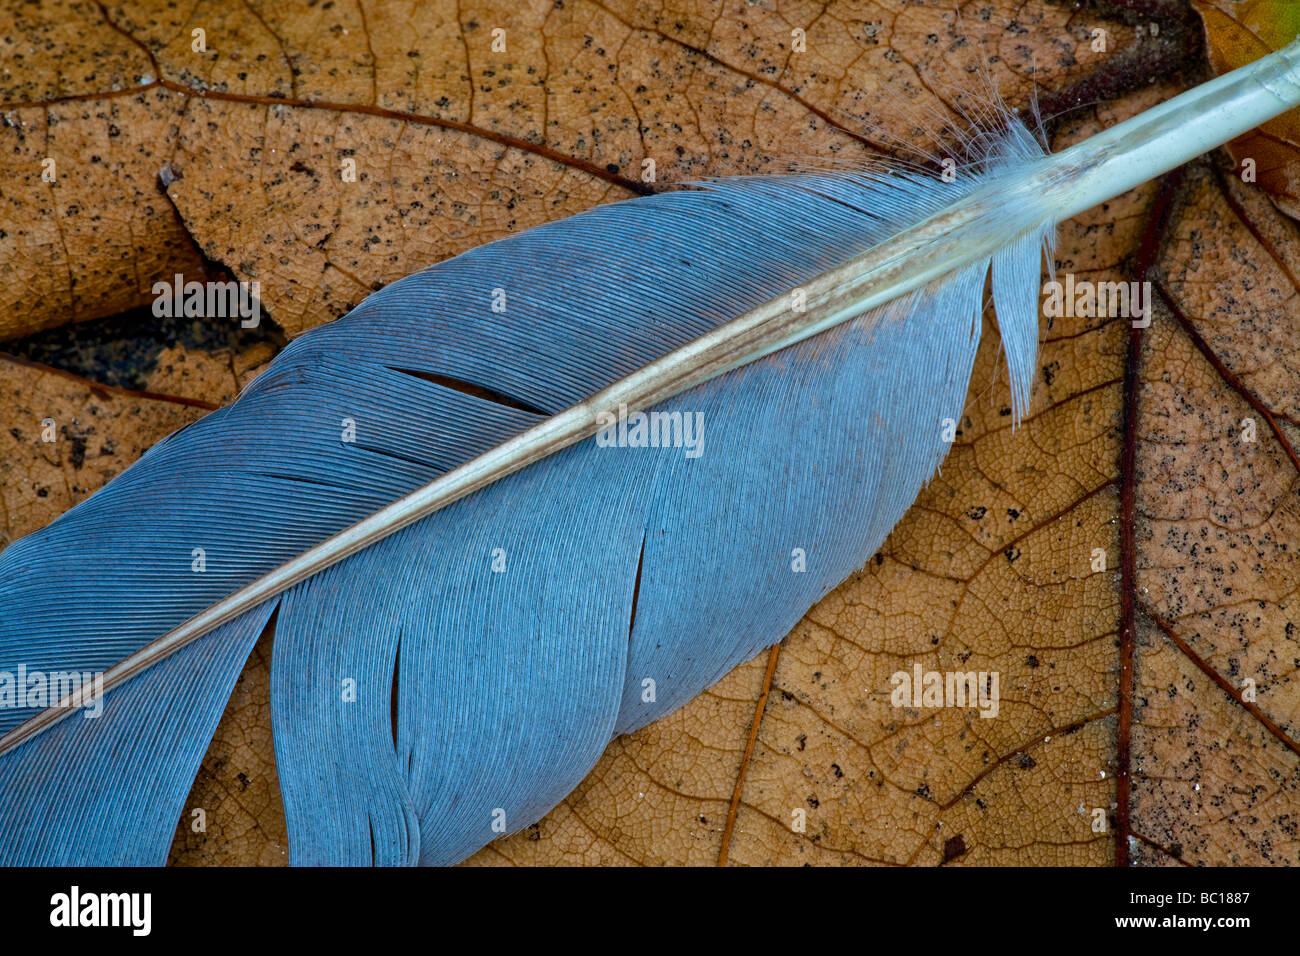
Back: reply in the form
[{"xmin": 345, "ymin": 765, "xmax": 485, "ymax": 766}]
[{"xmin": 1040, "ymin": 37, "xmax": 1300, "ymax": 223}]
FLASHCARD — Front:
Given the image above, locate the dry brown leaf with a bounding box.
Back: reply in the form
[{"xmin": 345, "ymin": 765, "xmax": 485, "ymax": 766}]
[
  {"xmin": 1130, "ymin": 163, "xmax": 1300, "ymax": 865},
  {"xmin": 0, "ymin": 89, "xmax": 210, "ymax": 338},
  {"xmin": 0, "ymin": 2, "xmax": 212, "ymax": 336},
  {"xmin": 0, "ymin": 354, "xmax": 210, "ymax": 550},
  {"xmin": 3, "ymin": 0, "xmax": 1133, "ymax": 338},
  {"xmin": 4, "ymin": 0, "xmax": 1300, "ymax": 868}
]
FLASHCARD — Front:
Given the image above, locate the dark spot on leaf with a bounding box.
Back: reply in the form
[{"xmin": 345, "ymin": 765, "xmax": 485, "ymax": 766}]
[{"xmin": 942, "ymin": 834, "xmax": 967, "ymax": 863}]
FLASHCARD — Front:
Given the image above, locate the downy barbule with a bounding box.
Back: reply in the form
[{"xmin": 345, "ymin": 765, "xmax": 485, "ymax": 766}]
[{"xmin": 3, "ymin": 38, "xmax": 1300, "ymax": 867}]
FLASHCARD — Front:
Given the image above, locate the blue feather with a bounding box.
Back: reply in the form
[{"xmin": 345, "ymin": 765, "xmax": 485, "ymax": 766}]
[{"xmin": 0, "ymin": 120, "xmax": 1052, "ymax": 864}]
